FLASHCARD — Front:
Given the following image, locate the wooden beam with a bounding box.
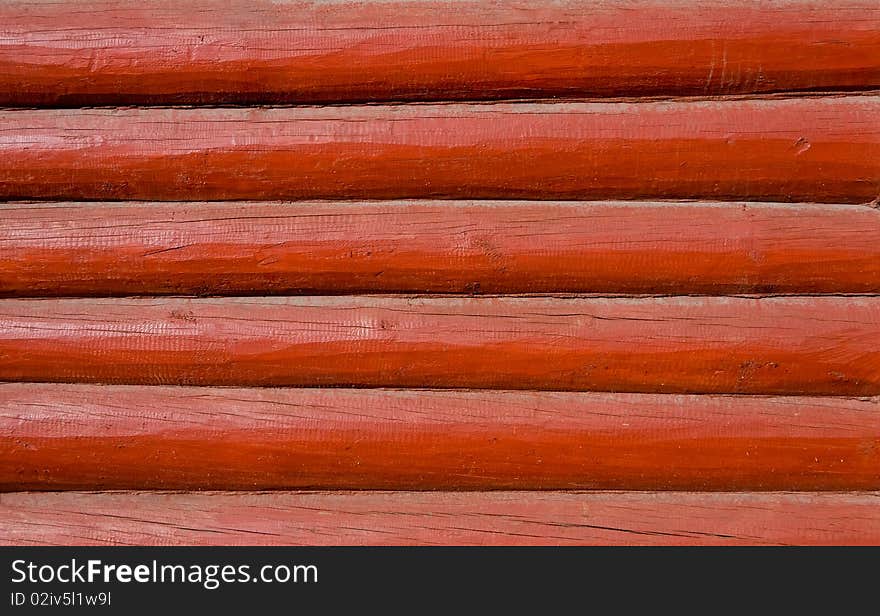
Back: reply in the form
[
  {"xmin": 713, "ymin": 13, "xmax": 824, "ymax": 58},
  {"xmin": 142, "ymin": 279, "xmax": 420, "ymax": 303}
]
[
  {"xmin": 1, "ymin": 0, "xmax": 878, "ymax": 106},
  {"xmin": 0, "ymin": 296, "xmax": 877, "ymax": 394},
  {"xmin": 2, "ymin": 384, "xmax": 878, "ymax": 491},
  {"xmin": 2, "ymin": 491, "xmax": 878, "ymax": 545},
  {"xmin": 1, "ymin": 97, "xmax": 877, "ymax": 203},
  {"xmin": 3, "ymin": 201, "xmax": 880, "ymax": 297}
]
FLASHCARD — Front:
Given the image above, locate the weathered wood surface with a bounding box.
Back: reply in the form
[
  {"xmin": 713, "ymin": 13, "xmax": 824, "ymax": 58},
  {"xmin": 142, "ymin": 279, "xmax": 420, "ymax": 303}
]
[
  {"xmin": 2, "ymin": 1, "xmax": 879, "ymax": 549},
  {"xmin": 2, "ymin": 201, "xmax": 880, "ymax": 297},
  {"xmin": 1, "ymin": 97, "xmax": 877, "ymax": 203},
  {"xmin": 2, "ymin": 491, "xmax": 878, "ymax": 545},
  {"xmin": 2, "ymin": 0, "xmax": 878, "ymax": 106},
  {"xmin": 0, "ymin": 296, "xmax": 877, "ymax": 394},
  {"xmin": 2, "ymin": 384, "xmax": 878, "ymax": 491}
]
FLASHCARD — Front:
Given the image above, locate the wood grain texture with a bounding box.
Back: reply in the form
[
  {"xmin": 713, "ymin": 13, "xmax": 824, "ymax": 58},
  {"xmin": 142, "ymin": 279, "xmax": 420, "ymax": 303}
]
[
  {"xmin": 0, "ymin": 296, "xmax": 877, "ymax": 394},
  {"xmin": 2, "ymin": 491, "xmax": 878, "ymax": 545},
  {"xmin": 3, "ymin": 201, "xmax": 880, "ymax": 297},
  {"xmin": 1, "ymin": 97, "xmax": 878, "ymax": 203},
  {"xmin": 1, "ymin": 0, "xmax": 879, "ymax": 106},
  {"xmin": 2, "ymin": 384, "xmax": 878, "ymax": 491}
]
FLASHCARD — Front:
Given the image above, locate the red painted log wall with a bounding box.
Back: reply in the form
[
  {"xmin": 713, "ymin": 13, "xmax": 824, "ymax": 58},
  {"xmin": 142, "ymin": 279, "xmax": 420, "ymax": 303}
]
[
  {"xmin": 2, "ymin": 201, "xmax": 880, "ymax": 297},
  {"xmin": 2, "ymin": 384, "xmax": 878, "ymax": 491},
  {"xmin": 1, "ymin": 0, "xmax": 878, "ymax": 106},
  {"xmin": 1, "ymin": 97, "xmax": 877, "ymax": 203},
  {"xmin": 2, "ymin": 1, "xmax": 879, "ymax": 546}
]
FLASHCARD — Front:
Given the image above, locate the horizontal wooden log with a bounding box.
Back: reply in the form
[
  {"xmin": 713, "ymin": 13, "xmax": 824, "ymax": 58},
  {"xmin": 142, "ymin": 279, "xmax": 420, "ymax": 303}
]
[
  {"xmin": 1, "ymin": 98, "xmax": 877, "ymax": 203},
  {"xmin": 1, "ymin": 0, "xmax": 878, "ymax": 106},
  {"xmin": 2, "ymin": 491, "xmax": 878, "ymax": 545},
  {"xmin": 0, "ymin": 296, "xmax": 877, "ymax": 394},
  {"xmin": 2, "ymin": 384, "xmax": 878, "ymax": 491},
  {"xmin": 3, "ymin": 201, "xmax": 880, "ymax": 296}
]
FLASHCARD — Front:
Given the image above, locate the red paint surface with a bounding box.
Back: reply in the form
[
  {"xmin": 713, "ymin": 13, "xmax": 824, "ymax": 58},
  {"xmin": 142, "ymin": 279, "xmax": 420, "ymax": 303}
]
[
  {"xmin": 2, "ymin": 201, "xmax": 880, "ymax": 296},
  {"xmin": 3, "ymin": 0, "xmax": 879, "ymax": 549},
  {"xmin": 1, "ymin": 98, "xmax": 877, "ymax": 203},
  {"xmin": 1, "ymin": 0, "xmax": 878, "ymax": 105},
  {"xmin": 0, "ymin": 296, "xmax": 877, "ymax": 394},
  {"xmin": 1, "ymin": 384, "xmax": 878, "ymax": 491},
  {"xmin": 2, "ymin": 491, "xmax": 878, "ymax": 545}
]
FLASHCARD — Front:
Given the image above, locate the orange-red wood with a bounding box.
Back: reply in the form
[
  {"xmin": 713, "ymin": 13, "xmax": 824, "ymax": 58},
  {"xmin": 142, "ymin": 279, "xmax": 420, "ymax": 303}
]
[
  {"xmin": 1, "ymin": 97, "xmax": 877, "ymax": 203},
  {"xmin": 0, "ymin": 296, "xmax": 877, "ymax": 394},
  {"xmin": 2, "ymin": 384, "xmax": 878, "ymax": 491},
  {"xmin": 1, "ymin": 0, "xmax": 879, "ymax": 106},
  {"xmin": 4, "ymin": 0, "xmax": 878, "ymax": 551},
  {"xmin": 3, "ymin": 201, "xmax": 880, "ymax": 297},
  {"xmin": 2, "ymin": 491, "xmax": 878, "ymax": 545}
]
